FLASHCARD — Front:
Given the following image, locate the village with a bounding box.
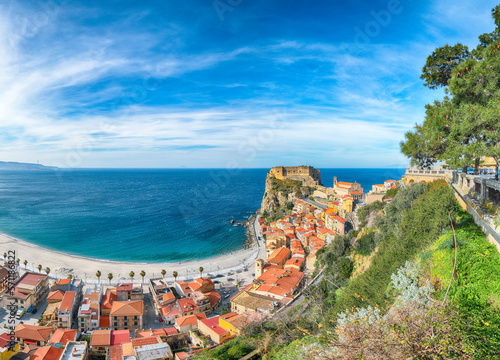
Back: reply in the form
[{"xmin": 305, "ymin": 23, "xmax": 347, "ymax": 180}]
[{"xmin": 0, "ymin": 168, "xmax": 401, "ymax": 360}]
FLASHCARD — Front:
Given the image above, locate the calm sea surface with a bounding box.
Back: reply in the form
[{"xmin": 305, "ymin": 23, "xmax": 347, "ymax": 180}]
[{"xmin": 0, "ymin": 168, "xmax": 406, "ymax": 262}]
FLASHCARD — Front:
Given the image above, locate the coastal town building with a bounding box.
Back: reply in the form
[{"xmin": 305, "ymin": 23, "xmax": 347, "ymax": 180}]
[
  {"xmin": 269, "ymin": 166, "xmax": 321, "ymax": 186},
  {"xmin": 116, "ymin": 283, "xmax": 143, "ymax": 301},
  {"xmin": 174, "ymin": 313, "xmax": 206, "ymax": 333},
  {"xmin": 333, "ymin": 177, "xmax": 364, "ymax": 201},
  {"xmin": 197, "ymin": 317, "xmax": 231, "ymax": 344},
  {"xmin": 59, "ymin": 342, "xmax": 87, "ymax": 360},
  {"xmin": 0, "ymin": 267, "xmax": 11, "ymax": 294},
  {"xmin": 0, "ymin": 333, "xmax": 20, "ymax": 360},
  {"xmin": 3, "ymin": 272, "xmax": 48, "ymax": 310},
  {"xmin": 14, "ymin": 324, "xmax": 53, "ymax": 348},
  {"xmin": 47, "ymin": 329, "xmax": 77, "ymax": 347},
  {"xmin": 110, "ymin": 301, "xmax": 144, "ymax": 331},
  {"xmin": 78, "ymin": 287, "xmax": 102, "ymax": 332},
  {"xmin": 58, "ymin": 291, "xmax": 77, "ymax": 329}
]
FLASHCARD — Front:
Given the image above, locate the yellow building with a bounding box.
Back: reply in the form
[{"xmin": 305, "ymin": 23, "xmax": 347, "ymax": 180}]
[
  {"xmin": 342, "ymin": 195, "xmax": 353, "ymax": 213},
  {"xmin": 218, "ymin": 312, "xmax": 248, "ymax": 336},
  {"xmin": 0, "ymin": 333, "xmax": 19, "ymax": 360}
]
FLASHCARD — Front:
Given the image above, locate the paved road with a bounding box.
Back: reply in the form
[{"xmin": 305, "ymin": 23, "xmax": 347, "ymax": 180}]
[{"xmin": 302, "ymin": 198, "xmax": 327, "ymax": 210}]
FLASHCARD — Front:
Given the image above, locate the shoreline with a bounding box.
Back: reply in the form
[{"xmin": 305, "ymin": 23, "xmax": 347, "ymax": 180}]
[{"xmin": 0, "ymin": 214, "xmax": 265, "ymax": 283}]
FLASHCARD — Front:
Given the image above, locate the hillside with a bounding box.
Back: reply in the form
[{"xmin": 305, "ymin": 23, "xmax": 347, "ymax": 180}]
[
  {"xmin": 0, "ymin": 161, "xmax": 58, "ymax": 171},
  {"xmin": 260, "ymin": 171, "xmax": 317, "ymax": 222},
  {"xmin": 196, "ymin": 180, "xmax": 500, "ymax": 359}
]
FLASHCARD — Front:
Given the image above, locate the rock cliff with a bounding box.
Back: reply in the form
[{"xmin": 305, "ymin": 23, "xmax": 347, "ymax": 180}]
[{"xmin": 260, "ymin": 170, "xmax": 317, "ymax": 215}]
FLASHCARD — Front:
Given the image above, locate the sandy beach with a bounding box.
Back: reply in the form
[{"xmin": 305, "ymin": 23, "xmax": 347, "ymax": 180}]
[{"xmin": 0, "ymin": 216, "xmax": 265, "ymax": 284}]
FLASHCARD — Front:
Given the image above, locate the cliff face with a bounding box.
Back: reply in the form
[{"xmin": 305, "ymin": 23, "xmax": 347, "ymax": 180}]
[{"xmin": 260, "ymin": 170, "xmax": 317, "ymax": 214}]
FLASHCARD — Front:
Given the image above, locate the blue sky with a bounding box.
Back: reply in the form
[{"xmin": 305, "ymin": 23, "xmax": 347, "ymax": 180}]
[{"xmin": 0, "ymin": 0, "xmax": 499, "ymax": 168}]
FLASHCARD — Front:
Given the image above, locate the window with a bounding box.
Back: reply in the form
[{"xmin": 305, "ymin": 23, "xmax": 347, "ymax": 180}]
[
  {"xmin": 124, "ymin": 316, "xmax": 128, "ymax": 320},
  {"xmin": 124, "ymin": 322, "xmax": 128, "ymax": 326},
  {"xmin": 134, "ymin": 315, "xmax": 138, "ymax": 320},
  {"xmin": 114, "ymin": 316, "xmax": 117, "ymax": 320},
  {"xmin": 134, "ymin": 321, "xmax": 138, "ymax": 326},
  {"xmin": 114, "ymin": 322, "xmax": 117, "ymax": 327}
]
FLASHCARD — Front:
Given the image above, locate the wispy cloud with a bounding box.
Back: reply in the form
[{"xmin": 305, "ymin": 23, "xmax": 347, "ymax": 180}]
[{"xmin": 0, "ymin": 0, "xmax": 496, "ymax": 168}]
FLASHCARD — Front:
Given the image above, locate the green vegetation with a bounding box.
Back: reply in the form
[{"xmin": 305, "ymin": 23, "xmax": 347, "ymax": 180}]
[
  {"xmin": 356, "ymin": 200, "xmax": 384, "ymax": 228},
  {"xmin": 269, "ymin": 177, "xmax": 303, "ymax": 194},
  {"xmin": 196, "ymin": 180, "xmax": 500, "ymax": 359},
  {"xmin": 382, "ymin": 185, "xmax": 398, "ymax": 200},
  {"xmin": 401, "ymin": 5, "xmax": 500, "ymax": 176}
]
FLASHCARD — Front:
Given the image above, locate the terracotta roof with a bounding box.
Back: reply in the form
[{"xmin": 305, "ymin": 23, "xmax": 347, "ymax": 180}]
[
  {"xmin": 175, "ymin": 313, "xmax": 206, "ymax": 327},
  {"xmin": 164, "ymin": 327, "xmax": 178, "ymax": 336},
  {"xmin": 47, "ymin": 290, "xmax": 65, "ymax": 301},
  {"xmin": 31, "ymin": 346, "xmax": 63, "ymax": 360},
  {"xmin": 176, "ymin": 352, "xmax": 190, "ymax": 360},
  {"xmin": 15, "ymin": 324, "xmax": 53, "ymax": 342},
  {"xmin": 110, "ymin": 300, "xmax": 143, "ymax": 317},
  {"xmin": 0, "ymin": 333, "xmax": 14, "ymax": 348},
  {"xmin": 110, "ymin": 330, "xmax": 130, "ymax": 346},
  {"xmin": 99, "ymin": 315, "xmax": 110, "ymax": 328},
  {"xmin": 116, "ymin": 283, "xmax": 133, "ymax": 292},
  {"xmin": 109, "ymin": 345, "xmax": 123, "ymax": 360},
  {"xmin": 131, "ymin": 336, "xmax": 161, "ymax": 348},
  {"xmin": 56, "ymin": 279, "xmax": 70, "ymax": 285},
  {"xmin": 47, "ymin": 329, "xmax": 77, "ymax": 346},
  {"xmin": 59, "ymin": 291, "xmax": 76, "ymax": 311},
  {"xmin": 102, "ymin": 291, "xmax": 116, "ymax": 309},
  {"xmin": 267, "ymin": 247, "xmax": 291, "ymax": 265},
  {"xmin": 350, "ymin": 191, "xmax": 364, "ymax": 195},
  {"xmin": 90, "ymin": 330, "xmax": 110, "ymax": 347},
  {"xmin": 199, "ymin": 317, "xmax": 228, "ymax": 336},
  {"xmin": 195, "ymin": 277, "xmax": 214, "ymax": 287},
  {"xmin": 11, "ymin": 273, "xmax": 47, "ymax": 299},
  {"xmin": 203, "ymin": 290, "xmax": 221, "ymax": 308}
]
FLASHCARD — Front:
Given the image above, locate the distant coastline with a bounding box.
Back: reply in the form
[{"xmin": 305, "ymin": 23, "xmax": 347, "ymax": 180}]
[{"xmin": 0, "ymin": 161, "xmax": 58, "ymax": 171}]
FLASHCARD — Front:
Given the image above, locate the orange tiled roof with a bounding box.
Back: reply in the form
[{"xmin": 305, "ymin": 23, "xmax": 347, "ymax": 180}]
[
  {"xmin": 267, "ymin": 247, "xmax": 291, "ymax": 265},
  {"xmin": 15, "ymin": 324, "xmax": 53, "ymax": 342},
  {"xmin": 90, "ymin": 330, "xmax": 110, "ymax": 347},
  {"xmin": 110, "ymin": 300, "xmax": 143, "ymax": 317},
  {"xmin": 175, "ymin": 313, "xmax": 206, "ymax": 327},
  {"xmin": 47, "ymin": 290, "xmax": 65, "ymax": 301},
  {"xmin": 31, "ymin": 346, "xmax": 63, "ymax": 360},
  {"xmin": 47, "ymin": 329, "xmax": 77, "ymax": 346},
  {"xmin": 59, "ymin": 291, "xmax": 76, "ymax": 311},
  {"xmin": 56, "ymin": 279, "xmax": 70, "ymax": 285},
  {"xmin": 102, "ymin": 291, "xmax": 117, "ymax": 309},
  {"xmin": 99, "ymin": 315, "xmax": 110, "ymax": 329},
  {"xmin": 131, "ymin": 335, "xmax": 161, "ymax": 348}
]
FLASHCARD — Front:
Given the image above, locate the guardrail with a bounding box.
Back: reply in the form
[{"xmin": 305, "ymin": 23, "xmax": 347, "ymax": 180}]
[{"xmin": 451, "ymin": 184, "xmax": 500, "ymax": 251}]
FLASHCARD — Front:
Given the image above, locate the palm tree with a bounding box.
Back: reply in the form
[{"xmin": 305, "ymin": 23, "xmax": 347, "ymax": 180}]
[
  {"xmin": 96, "ymin": 270, "xmax": 102, "ymax": 283},
  {"xmin": 16, "ymin": 258, "xmax": 20, "ymax": 266},
  {"xmin": 23, "ymin": 260, "xmax": 28, "ymax": 269},
  {"xmin": 161, "ymin": 269, "xmax": 166, "ymax": 279},
  {"xmin": 173, "ymin": 271, "xmax": 178, "ymax": 282},
  {"xmin": 199, "ymin": 267, "xmax": 204, "ymax": 278},
  {"xmin": 129, "ymin": 271, "xmax": 135, "ymax": 283},
  {"xmin": 108, "ymin": 273, "xmax": 113, "ymax": 284},
  {"xmin": 37, "ymin": 264, "xmax": 42, "ymax": 273},
  {"xmin": 45, "ymin": 267, "xmax": 50, "ymax": 276},
  {"xmin": 68, "ymin": 274, "xmax": 73, "ymax": 280},
  {"xmin": 2, "ymin": 253, "xmax": 6, "ymax": 262},
  {"xmin": 140, "ymin": 270, "xmax": 146, "ymax": 283}
]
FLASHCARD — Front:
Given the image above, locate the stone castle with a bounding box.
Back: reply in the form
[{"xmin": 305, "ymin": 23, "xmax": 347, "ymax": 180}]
[{"xmin": 269, "ymin": 166, "xmax": 322, "ymax": 186}]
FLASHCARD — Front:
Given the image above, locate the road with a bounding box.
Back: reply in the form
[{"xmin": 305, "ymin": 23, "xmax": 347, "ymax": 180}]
[{"xmin": 302, "ymin": 198, "xmax": 327, "ymax": 210}]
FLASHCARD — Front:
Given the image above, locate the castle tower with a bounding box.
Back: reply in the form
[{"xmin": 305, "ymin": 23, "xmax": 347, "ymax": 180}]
[
  {"xmin": 255, "ymin": 259, "xmax": 264, "ymax": 278},
  {"xmin": 334, "ymin": 176, "xmax": 338, "ymax": 186}
]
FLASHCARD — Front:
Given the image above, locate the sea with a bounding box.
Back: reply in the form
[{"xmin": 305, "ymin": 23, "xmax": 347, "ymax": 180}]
[{"xmin": 0, "ymin": 168, "xmax": 406, "ymax": 262}]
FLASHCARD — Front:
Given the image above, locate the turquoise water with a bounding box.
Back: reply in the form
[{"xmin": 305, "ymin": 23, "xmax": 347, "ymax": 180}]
[{"xmin": 0, "ymin": 168, "xmax": 406, "ymax": 262}]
